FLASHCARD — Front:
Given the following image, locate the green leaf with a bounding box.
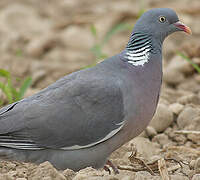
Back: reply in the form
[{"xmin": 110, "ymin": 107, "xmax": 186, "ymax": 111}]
[
  {"xmin": 178, "ymin": 52, "xmax": 200, "ymax": 74},
  {"xmin": 7, "ymin": 77, "xmax": 18, "ymax": 100},
  {"xmin": 17, "ymin": 77, "xmax": 32, "ymax": 100},
  {"xmin": 0, "ymin": 82, "xmax": 4, "ymax": 89},
  {"xmin": 90, "ymin": 22, "xmax": 132, "ymax": 63},
  {"xmin": 90, "ymin": 24, "xmax": 97, "ymax": 38},
  {"xmin": 0, "ymin": 99, "xmax": 3, "ymax": 106},
  {"xmin": 91, "ymin": 44, "xmax": 103, "ymax": 59},
  {"xmin": 4, "ymin": 84, "xmax": 13, "ymax": 104},
  {"xmin": 137, "ymin": 8, "xmax": 145, "ymax": 18},
  {"xmin": 0, "ymin": 69, "xmax": 10, "ymax": 78},
  {"xmin": 0, "ymin": 82, "xmax": 13, "ymax": 103}
]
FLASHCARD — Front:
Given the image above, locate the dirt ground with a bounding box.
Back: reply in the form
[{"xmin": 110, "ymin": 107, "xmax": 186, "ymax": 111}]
[{"xmin": 0, "ymin": 0, "xmax": 200, "ymax": 179}]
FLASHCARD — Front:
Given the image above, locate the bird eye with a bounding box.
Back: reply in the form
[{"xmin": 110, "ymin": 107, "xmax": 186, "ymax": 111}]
[{"xmin": 159, "ymin": 16, "xmax": 166, "ymax": 23}]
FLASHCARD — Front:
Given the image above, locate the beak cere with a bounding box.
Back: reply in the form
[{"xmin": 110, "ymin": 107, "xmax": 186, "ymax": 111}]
[{"xmin": 173, "ymin": 21, "xmax": 192, "ymax": 34}]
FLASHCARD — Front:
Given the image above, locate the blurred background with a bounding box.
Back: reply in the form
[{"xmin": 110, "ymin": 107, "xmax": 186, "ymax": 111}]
[{"xmin": 0, "ymin": 0, "xmax": 200, "ymax": 179}]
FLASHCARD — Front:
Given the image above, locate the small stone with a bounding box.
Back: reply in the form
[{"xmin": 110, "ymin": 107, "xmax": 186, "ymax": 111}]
[
  {"xmin": 0, "ymin": 174, "xmax": 15, "ymax": 180},
  {"xmin": 163, "ymin": 55, "xmax": 193, "ymax": 85},
  {"xmin": 145, "ymin": 126, "xmax": 157, "ymax": 138},
  {"xmin": 194, "ymin": 74, "xmax": 200, "ymax": 83},
  {"xmin": 177, "ymin": 94, "xmax": 200, "ymax": 105},
  {"xmin": 73, "ymin": 167, "xmax": 104, "ymax": 180},
  {"xmin": 135, "ymin": 171, "xmax": 160, "ymax": 180},
  {"xmin": 150, "ymin": 103, "xmax": 174, "ymax": 133},
  {"xmin": 152, "ymin": 134, "xmax": 171, "ymax": 147},
  {"xmin": 163, "ymin": 69, "xmax": 184, "ymax": 85},
  {"xmin": 169, "ymin": 103, "xmax": 184, "ymax": 115},
  {"xmin": 194, "ymin": 157, "xmax": 200, "ymax": 174},
  {"xmin": 170, "ymin": 174, "xmax": 189, "ymax": 180},
  {"xmin": 6, "ymin": 171, "xmax": 17, "ymax": 178},
  {"xmin": 170, "ymin": 55, "xmax": 193, "ymax": 74},
  {"xmin": 29, "ymin": 161, "xmax": 66, "ymax": 180},
  {"xmin": 190, "ymin": 160, "xmax": 196, "ymax": 170},
  {"xmin": 164, "ymin": 127, "xmax": 173, "ymax": 136},
  {"xmin": 192, "ymin": 174, "xmax": 200, "ymax": 180},
  {"xmin": 149, "ymin": 155, "xmax": 162, "ymax": 163},
  {"xmin": 187, "ymin": 132, "xmax": 200, "ymax": 144},
  {"xmin": 193, "ymin": 57, "xmax": 200, "ymax": 64},
  {"xmin": 185, "ymin": 141, "xmax": 193, "ymax": 147},
  {"xmin": 173, "ymin": 134, "xmax": 187, "ymax": 145},
  {"xmin": 177, "ymin": 106, "xmax": 200, "ymax": 129},
  {"xmin": 177, "ymin": 78, "xmax": 200, "ymax": 93},
  {"xmin": 121, "ymin": 176, "xmax": 132, "ymax": 180},
  {"xmin": 5, "ymin": 162, "xmax": 16, "ymax": 170},
  {"xmin": 62, "ymin": 169, "xmax": 76, "ymax": 180},
  {"xmin": 129, "ymin": 137, "xmax": 161, "ymax": 160}
]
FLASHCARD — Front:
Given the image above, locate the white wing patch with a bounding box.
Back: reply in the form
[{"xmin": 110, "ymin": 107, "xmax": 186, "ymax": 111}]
[{"xmin": 61, "ymin": 121, "xmax": 125, "ymax": 150}]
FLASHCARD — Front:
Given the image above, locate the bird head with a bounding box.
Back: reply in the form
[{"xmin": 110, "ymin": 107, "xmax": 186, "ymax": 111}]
[{"xmin": 132, "ymin": 8, "xmax": 191, "ymax": 43}]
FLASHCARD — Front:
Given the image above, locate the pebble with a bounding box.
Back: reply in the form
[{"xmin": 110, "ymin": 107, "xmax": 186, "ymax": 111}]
[
  {"xmin": 194, "ymin": 157, "xmax": 200, "ymax": 174},
  {"xmin": 163, "ymin": 68, "xmax": 184, "ymax": 85},
  {"xmin": 194, "ymin": 74, "xmax": 200, "ymax": 83},
  {"xmin": 177, "ymin": 106, "xmax": 200, "ymax": 129},
  {"xmin": 177, "ymin": 78, "xmax": 200, "ymax": 93},
  {"xmin": 73, "ymin": 167, "xmax": 104, "ymax": 180},
  {"xmin": 177, "ymin": 94, "xmax": 200, "ymax": 105},
  {"xmin": 134, "ymin": 171, "xmax": 160, "ymax": 180},
  {"xmin": 150, "ymin": 103, "xmax": 174, "ymax": 133},
  {"xmin": 129, "ymin": 137, "xmax": 161, "ymax": 159},
  {"xmin": 163, "ymin": 55, "xmax": 193, "ymax": 85},
  {"xmin": 62, "ymin": 169, "xmax": 76, "ymax": 180},
  {"xmin": 173, "ymin": 134, "xmax": 187, "ymax": 145},
  {"xmin": 29, "ymin": 161, "xmax": 66, "ymax": 180},
  {"xmin": 169, "ymin": 103, "xmax": 184, "ymax": 115},
  {"xmin": 170, "ymin": 174, "xmax": 189, "ymax": 180},
  {"xmin": 187, "ymin": 132, "xmax": 200, "ymax": 144},
  {"xmin": 192, "ymin": 174, "xmax": 200, "ymax": 180},
  {"xmin": 190, "ymin": 160, "xmax": 196, "ymax": 170},
  {"xmin": 145, "ymin": 126, "xmax": 157, "ymax": 138},
  {"xmin": 152, "ymin": 133, "xmax": 171, "ymax": 147}
]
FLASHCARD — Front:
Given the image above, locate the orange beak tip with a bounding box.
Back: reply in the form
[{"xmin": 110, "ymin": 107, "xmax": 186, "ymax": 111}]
[{"xmin": 173, "ymin": 21, "xmax": 192, "ymax": 35}]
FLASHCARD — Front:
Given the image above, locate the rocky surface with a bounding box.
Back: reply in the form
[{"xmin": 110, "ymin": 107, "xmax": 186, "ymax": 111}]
[{"xmin": 0, "ymin": 0, "xmax": 200, "ymax": 179}]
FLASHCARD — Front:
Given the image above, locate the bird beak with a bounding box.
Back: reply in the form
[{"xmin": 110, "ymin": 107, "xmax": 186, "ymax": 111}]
[{"xmin": 173, "ymin": 21, "xmax": 192, "ymax": 35}]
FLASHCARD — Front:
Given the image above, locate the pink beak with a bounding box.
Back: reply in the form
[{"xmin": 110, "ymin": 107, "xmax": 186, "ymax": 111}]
[{"xmin": 173, "ymin": 21, "xmax": 192, "ymax": 35}]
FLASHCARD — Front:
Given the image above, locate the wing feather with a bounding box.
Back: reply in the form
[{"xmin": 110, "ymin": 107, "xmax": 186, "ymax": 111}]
[{"xmin": 0, "ymin": 69, "xmax": 125, "ymax": 150}]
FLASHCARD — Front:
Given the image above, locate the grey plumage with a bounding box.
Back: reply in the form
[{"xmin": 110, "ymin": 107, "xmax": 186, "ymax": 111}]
[{"xmin": 0, "ymin": 8, "xmax": 191, "ymax": 170}]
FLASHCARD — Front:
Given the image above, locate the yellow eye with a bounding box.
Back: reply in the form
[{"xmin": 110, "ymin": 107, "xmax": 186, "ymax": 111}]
[{"xmin": 159, "ymin": 16, "xmax": 166, "ymax": 23}]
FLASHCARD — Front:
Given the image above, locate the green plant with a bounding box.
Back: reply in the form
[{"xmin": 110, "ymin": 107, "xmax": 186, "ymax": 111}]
[
  {"xmin": 178, "ymin": 52, "xmax": 200, "ymax": 73},
  {"xmin": 86, "ymin": 9, "xmax": 146, "ymax": 69},
  {"xmin": 0, "ymin": 69, "xmax": 32, "ymax": 105},
  {"xmin": 90, "ymin": 23, "xmax": 132, "ymax": 61}
]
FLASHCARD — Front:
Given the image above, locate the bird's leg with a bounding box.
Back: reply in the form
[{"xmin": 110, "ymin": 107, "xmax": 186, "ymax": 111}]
[
  {"xmin": 103, "ymin": 159, "xmax": 119, "ymax": 174},
  {"xmin": 103, "ymin": 165, "xmax": 111, "ymax": 174}
]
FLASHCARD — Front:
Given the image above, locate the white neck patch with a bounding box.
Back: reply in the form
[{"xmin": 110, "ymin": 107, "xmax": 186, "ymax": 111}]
[{"xmin": 126, "ymin": 46, "xmax": 151, "ymax": 66}]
